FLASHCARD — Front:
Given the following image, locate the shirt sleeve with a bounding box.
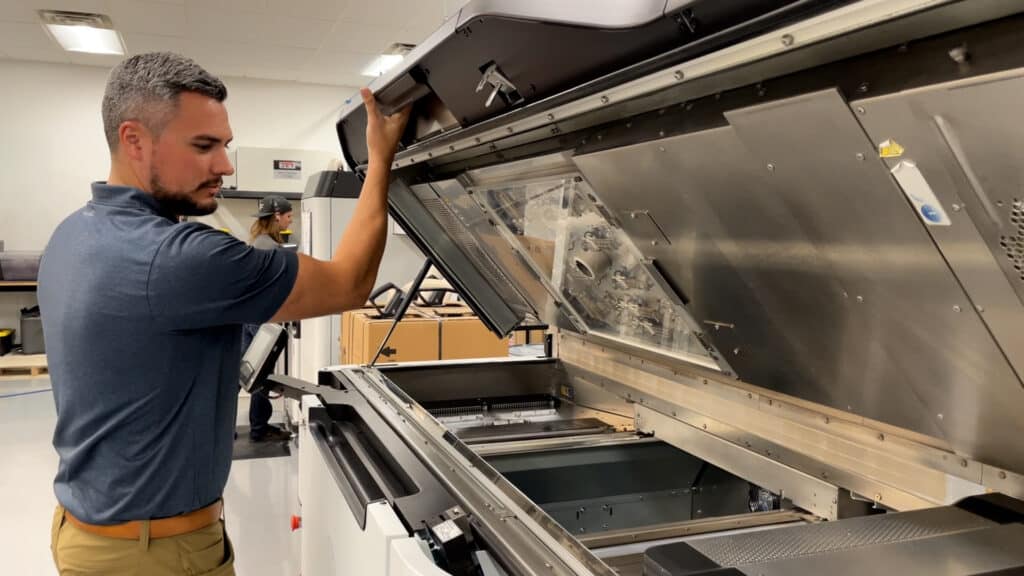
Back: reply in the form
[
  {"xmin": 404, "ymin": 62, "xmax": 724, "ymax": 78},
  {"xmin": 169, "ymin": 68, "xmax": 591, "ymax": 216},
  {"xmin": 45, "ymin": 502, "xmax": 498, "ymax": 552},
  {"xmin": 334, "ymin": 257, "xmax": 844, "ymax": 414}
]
[{"xmin": 147, "ymin": 223, "xmax": 299, "ymax": 330}]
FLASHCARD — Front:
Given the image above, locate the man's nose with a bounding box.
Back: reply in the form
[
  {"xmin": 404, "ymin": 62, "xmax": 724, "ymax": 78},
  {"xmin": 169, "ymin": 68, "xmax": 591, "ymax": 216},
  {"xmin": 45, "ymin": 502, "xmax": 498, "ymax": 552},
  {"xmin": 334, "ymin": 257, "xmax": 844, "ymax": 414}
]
[{"xmin": 214, "ymin": 147, "xmax": 235, "ymax": 176}]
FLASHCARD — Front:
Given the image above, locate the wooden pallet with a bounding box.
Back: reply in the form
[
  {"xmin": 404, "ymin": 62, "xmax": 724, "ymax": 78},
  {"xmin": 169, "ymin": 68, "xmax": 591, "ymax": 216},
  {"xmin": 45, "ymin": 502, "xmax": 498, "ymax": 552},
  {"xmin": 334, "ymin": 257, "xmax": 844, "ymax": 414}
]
[{"xmin": 0, "ymin": 354, "xmax": 48, "ymax": 380}]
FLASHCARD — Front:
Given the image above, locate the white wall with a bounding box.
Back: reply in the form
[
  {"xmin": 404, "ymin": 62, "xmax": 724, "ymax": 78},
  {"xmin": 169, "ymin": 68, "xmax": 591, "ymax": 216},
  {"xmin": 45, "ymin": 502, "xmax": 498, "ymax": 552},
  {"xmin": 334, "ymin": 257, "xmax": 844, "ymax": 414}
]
[
  {"xmin": 0, "ymin": 59, "xmax": 356, "ymax": 251},
  {"xmin": 0, "ymin": 60, "xmax": 359, "ymax": 336}
]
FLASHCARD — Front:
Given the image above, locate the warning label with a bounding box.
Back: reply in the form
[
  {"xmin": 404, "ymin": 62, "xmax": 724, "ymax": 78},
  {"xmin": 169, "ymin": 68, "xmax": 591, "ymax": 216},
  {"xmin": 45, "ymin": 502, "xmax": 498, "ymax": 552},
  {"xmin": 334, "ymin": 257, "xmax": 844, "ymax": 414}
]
[{"xmin": 273, "ymin": 160, "xmax": 302, "ymax": 180}]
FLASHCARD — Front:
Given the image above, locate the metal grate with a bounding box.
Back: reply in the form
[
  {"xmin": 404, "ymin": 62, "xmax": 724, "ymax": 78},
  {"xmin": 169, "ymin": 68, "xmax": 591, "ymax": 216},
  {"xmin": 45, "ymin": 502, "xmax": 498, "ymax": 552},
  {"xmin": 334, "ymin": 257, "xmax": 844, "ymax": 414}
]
[
  {"xmin": 685, "ymin": 507, "xmax": 993, "ymax": 567},
  {"xmin": 1000, "ymin": 198, "xmax": 1024, "ymax": 281},
  {"xmin": 420, "ymin": 197, "xmax": 523, "ymax": 303}
]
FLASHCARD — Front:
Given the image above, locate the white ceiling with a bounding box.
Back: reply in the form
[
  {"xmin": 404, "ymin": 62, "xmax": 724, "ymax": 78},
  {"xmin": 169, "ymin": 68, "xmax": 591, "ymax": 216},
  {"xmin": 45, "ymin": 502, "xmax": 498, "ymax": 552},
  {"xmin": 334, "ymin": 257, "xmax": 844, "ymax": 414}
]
[{"xmin": 0, "ymin": 0, "xmax": 464, "ymax": 86}]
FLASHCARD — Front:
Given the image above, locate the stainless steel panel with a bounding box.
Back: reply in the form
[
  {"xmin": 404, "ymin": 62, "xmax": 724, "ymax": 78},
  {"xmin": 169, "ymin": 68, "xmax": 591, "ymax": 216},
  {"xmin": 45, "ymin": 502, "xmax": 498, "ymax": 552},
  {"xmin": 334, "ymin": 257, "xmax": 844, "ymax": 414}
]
[
  {"xmin": 741, "ymin": 522, "xmax": 1024, "ymax": 576},
  {"xmin": 852, "ymin": 70, "xmax": 1024, "ymax": 384},
  {"xmin": 635, "ymin": 406, "xmax": 840, "ymax": 520},
  {"xmin": 686, "ymin": 506, "xmax": 993, "ymax": 566},
  {"xmin": 574, "ymin": 89, "xmax": 1024, "ymax": 473}
]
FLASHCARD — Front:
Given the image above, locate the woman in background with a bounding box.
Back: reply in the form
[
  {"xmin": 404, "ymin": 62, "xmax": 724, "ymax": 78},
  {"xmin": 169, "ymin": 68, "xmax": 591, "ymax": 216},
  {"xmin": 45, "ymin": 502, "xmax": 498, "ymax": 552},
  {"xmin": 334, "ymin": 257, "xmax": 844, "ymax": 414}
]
[
  {"xmin": 242, "ymin": 195, "xmax": 294, "ymax": 442},
  {"xmin": 249, "ymin": 195, "xmax": 293, "ymax": 249}
]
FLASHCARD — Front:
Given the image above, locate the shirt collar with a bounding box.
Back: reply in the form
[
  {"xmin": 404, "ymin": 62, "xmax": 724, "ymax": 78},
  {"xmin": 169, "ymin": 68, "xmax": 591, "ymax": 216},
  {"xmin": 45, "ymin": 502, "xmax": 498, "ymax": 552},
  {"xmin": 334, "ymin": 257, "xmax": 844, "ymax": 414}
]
[{"xmin": 90, "ymin": 182, "xmax": 177, "ymax": 221}]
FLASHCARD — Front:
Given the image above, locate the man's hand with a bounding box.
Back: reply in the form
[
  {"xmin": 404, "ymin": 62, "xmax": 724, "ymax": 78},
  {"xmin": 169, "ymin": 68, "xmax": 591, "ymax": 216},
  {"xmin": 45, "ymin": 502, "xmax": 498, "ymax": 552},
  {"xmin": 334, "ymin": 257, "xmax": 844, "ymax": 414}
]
[{"xmin": 362, "ymin": 87, "xmax": 412, "ymax": 165}]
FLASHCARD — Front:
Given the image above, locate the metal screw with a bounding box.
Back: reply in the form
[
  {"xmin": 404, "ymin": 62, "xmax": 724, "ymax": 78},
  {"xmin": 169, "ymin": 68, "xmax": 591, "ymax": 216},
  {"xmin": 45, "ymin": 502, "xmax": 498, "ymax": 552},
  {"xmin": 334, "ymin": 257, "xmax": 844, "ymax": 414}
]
[
  {"xmin": 702, "ymin": 423, "xmax": 708, "ymax": 430},
  {"xmin": 748, "ymin": 392, "xmax": 753, "ymax": 399},
  {"xmin": 824, "ymin": 416, "xmax": 830, "ymax": 424},
  {"xmin": 449, "ymin": 145, "xmax": 455, "ymax": 151},
  {"xmin": 733, "ymin": 348, "xmax": 741, "ymax": 356},
  {"xmin": 858, "ymin": 82, "xmax": 870, "ymax": 94},
  {"xmin": 960, "ymin": 459, "xmax": 969, "ymax": 468},
  {"xmin": 651, "ymin": 240, "xmax": 658, "ymax": 246},
  {"xmin": 938, "ymin": 413, "xmax": 944, "ymax": 420},
  {"xmin": 674, "ymin": 70, "xmax": 685, "ymax": 81},
  {"xmin": 842, "ymin": 291, "xmax": 849, "ymax": 298},
  {"xmin": 658, "ymin": 146, "xmax": 666, "ymax": 152},
  {"xmin": 976, "ymin": 305, "xmax": 985, "ymax": 313},
  {"xmin": 953, "ymin": 305, "xmax": 962, "ymax": 312},
  {"xmin": 951, "ymin": 203, "xmax": 961, "ymax": 212},
  {"xmin": 546, "ymin": 113, "xmax": 555, "ymax": 121},
  {"xmin": 781, "ymin": 34, "xmax": 795, "ymax": 47},
  {"xmin": 856, "ymin": 296, "xmax": 864, "ymax": 303},
  {"xmin": 600, "ymin": 95, "xmax": 610, "ymax": 104},
  {"xmin": 875, "ymin": 493, "xmax": 883, "ymax": 501},
  {"xmin": 659, "ymin": 130, "xmax": 666, "ymax": 137},
  {"xmin": 856, "ymin": 106, "xmax": 866, "ymax": 115},
  {"xmin": 767, "ymin": 163, "xmax": 775, "ymax": 172},
  {"xmin": 878, "ymin": 433, "xmax": 885, "ymax": 441},
  {"xmin": 856, "ymin": 153, "xmax": 865, "ymax": 161},
  {"xmin": 474, "ymin": 137, "xmax": 481, "ymax": 143},
  {"xmin": 999, "ymin": 471, "xmax": 1008, "ymax": 480}
]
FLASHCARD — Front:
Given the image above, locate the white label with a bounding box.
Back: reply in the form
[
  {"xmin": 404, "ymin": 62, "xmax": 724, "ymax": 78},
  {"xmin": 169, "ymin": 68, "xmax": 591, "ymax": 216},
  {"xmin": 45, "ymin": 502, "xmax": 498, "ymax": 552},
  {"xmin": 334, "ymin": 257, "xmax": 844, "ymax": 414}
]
[
  {"xmin": 890, "ymin": 160, "xmax": 951, "ymax": 226},
  {"xmin": 273, "ymin": 159, "xmax": 302, "ymax": 180}
]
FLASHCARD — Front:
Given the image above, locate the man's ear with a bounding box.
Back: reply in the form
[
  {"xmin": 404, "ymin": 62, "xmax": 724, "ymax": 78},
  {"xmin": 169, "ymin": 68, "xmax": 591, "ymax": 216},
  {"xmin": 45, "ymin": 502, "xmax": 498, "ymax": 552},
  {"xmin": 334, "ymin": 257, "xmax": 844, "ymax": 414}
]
[{"xmin": 118, "ymin": 120, "xmax": 149, "ymax": 161}]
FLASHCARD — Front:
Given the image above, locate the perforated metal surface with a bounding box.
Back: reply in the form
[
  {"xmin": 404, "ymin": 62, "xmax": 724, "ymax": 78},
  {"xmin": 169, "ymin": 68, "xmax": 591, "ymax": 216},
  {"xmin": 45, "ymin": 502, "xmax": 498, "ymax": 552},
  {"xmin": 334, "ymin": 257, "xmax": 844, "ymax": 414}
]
[
  {"xmin": 420, "ymin": 196, "xmax": 517, "ymax": 292},
  {"xmin": 686, "ymin": 507, "xmax": 993, "ymax": 567},
  {"xmin": 1001, "ymin": 198, "xmax": 1024, "ymax": 281}
]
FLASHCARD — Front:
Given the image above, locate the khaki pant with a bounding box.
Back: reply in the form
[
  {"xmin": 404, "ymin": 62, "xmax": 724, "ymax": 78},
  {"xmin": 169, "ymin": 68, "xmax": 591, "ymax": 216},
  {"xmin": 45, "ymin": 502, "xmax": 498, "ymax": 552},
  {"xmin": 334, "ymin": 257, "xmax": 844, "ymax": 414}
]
[{"xmin": 50, "ymin": 506, "xmax": 235, "ymax": 576}]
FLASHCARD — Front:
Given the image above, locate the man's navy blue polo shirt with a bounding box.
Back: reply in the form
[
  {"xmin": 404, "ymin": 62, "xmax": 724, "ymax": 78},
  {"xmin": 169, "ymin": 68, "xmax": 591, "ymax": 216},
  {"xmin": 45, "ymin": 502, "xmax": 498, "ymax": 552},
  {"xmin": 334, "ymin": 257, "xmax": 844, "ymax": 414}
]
[{"xmin": 38, "ymin": 183, "xmax": 298, "ymax": 524}]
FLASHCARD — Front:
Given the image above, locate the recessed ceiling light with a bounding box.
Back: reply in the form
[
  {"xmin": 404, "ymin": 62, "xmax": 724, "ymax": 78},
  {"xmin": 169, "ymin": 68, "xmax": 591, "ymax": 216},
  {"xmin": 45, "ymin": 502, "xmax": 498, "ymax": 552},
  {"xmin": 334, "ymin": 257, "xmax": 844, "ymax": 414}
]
[
  {"xmin": 38, "ymin": 10, "xmax": 125, "ymax": 55},
  {"xmin": 360, "ymin": 43, "xmax": 415, "ymax": 77}
]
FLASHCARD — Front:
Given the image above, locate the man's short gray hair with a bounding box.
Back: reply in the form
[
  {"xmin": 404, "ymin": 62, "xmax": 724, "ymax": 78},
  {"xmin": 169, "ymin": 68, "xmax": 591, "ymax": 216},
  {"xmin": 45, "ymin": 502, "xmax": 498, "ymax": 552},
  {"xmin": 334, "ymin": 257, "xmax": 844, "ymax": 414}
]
[{"xmin": 101, "ymin": 52, "xmax": 227, "ymax": 150}]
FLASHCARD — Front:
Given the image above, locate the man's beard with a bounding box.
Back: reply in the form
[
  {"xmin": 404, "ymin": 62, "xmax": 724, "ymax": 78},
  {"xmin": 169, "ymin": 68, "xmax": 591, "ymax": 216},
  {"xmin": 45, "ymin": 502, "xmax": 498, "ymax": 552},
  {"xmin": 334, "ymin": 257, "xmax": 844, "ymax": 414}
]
[{"xmin": 150, "ymin": 166, "xmax": 220, "ymax": 217}]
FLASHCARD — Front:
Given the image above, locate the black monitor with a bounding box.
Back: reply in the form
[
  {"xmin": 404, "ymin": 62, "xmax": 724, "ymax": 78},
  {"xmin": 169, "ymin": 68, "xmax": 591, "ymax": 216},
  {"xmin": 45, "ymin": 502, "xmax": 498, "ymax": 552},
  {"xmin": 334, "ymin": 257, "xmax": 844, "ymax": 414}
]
[{"xmin": 239, "ymin": 324, "xmax": 288, "ymax": 393}]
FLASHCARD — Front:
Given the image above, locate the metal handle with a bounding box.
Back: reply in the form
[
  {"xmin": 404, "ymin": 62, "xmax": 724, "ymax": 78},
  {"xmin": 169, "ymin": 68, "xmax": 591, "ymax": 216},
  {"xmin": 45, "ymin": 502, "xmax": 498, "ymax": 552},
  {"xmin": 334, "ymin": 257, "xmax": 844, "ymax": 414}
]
[{"xmin": 309, "ymin": 420, "xmax": 385, "ymax": 529}]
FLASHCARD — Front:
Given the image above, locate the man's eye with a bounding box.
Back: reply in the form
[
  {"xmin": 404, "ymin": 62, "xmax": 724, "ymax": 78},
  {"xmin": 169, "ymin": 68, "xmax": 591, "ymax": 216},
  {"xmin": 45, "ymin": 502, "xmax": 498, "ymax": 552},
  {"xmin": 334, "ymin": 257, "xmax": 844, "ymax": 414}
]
[{"xmin": 194, "ymin": 143, "xmax": 213, "ymax": 151}]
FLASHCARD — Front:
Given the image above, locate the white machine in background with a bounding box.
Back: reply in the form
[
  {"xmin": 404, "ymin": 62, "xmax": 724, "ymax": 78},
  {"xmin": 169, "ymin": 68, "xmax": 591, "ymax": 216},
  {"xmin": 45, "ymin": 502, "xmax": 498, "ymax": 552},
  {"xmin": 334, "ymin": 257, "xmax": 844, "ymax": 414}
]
[{"xmin": 292, "ymin": 169, "xmax": 425, "ymax": 384}]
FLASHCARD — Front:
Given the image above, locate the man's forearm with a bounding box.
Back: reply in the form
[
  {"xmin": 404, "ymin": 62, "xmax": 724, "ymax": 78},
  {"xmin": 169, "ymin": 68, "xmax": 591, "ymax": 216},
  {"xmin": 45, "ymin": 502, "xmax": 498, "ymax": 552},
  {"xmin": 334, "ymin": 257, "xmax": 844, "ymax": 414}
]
[{"xmin": 330, "ymin": 157, "xmax": 392, "ymax": 305}]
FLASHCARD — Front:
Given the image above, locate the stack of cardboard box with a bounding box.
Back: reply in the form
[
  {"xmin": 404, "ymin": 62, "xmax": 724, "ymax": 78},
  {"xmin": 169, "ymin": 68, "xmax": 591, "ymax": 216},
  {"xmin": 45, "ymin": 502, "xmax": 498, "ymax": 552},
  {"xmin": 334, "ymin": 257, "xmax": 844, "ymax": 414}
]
[{"xmin": 340, "ymin": 305, "xmax": 519, "ymax": 364}]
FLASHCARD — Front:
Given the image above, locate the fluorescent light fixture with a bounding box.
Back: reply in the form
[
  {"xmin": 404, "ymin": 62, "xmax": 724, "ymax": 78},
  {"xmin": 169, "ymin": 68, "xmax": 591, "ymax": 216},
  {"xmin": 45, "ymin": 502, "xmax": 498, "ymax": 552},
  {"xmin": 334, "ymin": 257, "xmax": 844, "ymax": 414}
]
[
  {"xmin": 361, "ymin": 54, "xmax": 404, "ymax": 77},
  {"xmin": 38, "ymin": 10, "xmax": 125, "ymax": 56},
  {"xmin": 360, "ymin": 43, "xmax": 416, "ymax": 77}
]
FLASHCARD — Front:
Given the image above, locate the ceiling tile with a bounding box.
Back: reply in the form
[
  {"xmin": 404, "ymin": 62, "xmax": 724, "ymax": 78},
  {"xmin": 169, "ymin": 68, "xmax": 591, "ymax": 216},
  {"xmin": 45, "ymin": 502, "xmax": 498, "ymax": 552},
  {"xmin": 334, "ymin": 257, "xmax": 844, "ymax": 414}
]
[
  {"xmin": 398, "ymin": 21, "xmax": 440, "ymax": 46},
  {"xmin": 0, "ymin": 21, "xmax": 53, "ymax": 49},
  {"xmin": 401, "ymin": 0, "xmax": 447, "ymax": 30},
  {"xmin": 187, "ymin": 7, "xmax": 333, "ymax": 49},
  {"xmin": 0, "ymin": 1, "xmax": 39, "ymax": 23},
  {"xmin": 298, "ymin": 48, "xmax": 375, "ymax": 86},
  {"xmin": 23, "ymin": 0, "xmax": 107, "ymax": 14},
  {"xmin": 320, "ymin": 21, "xmax": 403, "ymax": 55},
  {"xmin": 68, "ymin": 52, "xmax": 125, "ymax": 68},
  {"xmin": 264, "ymin": 0, "xmax": 349, "ymax": 22},
  {"xmin": 337, "ymin": 0, "xmax": 399, "ymax": 26},
  {"xmin": 184, "ymin": 39, "xmax": 315, "ymax": 78},
  {"xmin": 122, "ymin": 32, "xmax": 189, "ymax": 55},
  {"xmin": 107, "ymin": 0, "xmax": 187, "ymax": 36},
  {"xmin": 1, "ymin": 42, "xmax": 72, "ymax": 64}
]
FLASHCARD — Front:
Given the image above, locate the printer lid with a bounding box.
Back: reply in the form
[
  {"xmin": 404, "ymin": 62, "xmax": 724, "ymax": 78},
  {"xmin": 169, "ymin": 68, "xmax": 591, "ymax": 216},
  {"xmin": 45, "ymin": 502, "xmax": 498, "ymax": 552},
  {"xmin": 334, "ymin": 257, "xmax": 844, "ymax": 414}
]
[{"xmin": 337, "ymin": 1, "xmax": 1024, "ymax": 475}]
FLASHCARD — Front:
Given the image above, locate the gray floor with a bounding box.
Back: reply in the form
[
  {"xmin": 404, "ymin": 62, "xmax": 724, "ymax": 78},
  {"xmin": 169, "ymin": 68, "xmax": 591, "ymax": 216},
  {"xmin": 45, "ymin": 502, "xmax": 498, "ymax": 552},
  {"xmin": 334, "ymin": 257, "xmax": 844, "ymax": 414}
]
[{"xmin": 0, "ymin": 378, "xmax": 300, "ymax": 576}]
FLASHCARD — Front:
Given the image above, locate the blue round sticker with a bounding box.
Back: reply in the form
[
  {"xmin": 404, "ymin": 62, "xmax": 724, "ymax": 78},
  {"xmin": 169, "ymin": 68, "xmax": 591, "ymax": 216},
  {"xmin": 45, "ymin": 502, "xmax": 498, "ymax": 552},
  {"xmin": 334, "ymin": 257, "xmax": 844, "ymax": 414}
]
[{"xmin": 920, "ymin": 204, "xmax": 942, "ymax": 223}]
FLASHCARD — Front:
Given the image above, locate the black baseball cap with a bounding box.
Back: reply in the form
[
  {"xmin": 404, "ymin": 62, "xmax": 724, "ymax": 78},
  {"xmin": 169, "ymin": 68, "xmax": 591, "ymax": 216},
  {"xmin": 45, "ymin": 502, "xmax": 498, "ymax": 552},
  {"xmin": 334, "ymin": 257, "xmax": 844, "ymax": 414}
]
[{"xmin": 254, "ymin": 195, "xmax": 292, "ymax": 218}]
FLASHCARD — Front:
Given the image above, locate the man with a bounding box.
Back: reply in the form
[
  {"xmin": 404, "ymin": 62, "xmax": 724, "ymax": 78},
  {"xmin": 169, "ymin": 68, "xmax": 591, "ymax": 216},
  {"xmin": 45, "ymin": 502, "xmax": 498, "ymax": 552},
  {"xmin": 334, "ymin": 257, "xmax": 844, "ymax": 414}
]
[{"xmin": 38, "ymin": 52, "xmax": 409, "ymax": 575}]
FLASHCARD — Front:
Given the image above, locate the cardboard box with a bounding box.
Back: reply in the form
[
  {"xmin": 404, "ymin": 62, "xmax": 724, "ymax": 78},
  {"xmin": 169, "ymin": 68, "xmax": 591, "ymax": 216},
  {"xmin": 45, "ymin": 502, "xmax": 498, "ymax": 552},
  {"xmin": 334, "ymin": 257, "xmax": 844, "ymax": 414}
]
[
  {"xmin": 440, "ymin": 317, "xmax": 509, "ymax": 360},
  {"xmin": 342, "ymin": 310, "xmax": 439, "ymax": 364}
]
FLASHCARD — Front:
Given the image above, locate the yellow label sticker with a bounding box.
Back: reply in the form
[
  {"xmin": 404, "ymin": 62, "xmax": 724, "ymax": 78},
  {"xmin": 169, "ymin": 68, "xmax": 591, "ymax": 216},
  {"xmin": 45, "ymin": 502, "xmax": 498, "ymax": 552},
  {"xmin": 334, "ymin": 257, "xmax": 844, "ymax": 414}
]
[{"xmin": 878, "ymin": 139, "xmax": 905, "ymax": 158}]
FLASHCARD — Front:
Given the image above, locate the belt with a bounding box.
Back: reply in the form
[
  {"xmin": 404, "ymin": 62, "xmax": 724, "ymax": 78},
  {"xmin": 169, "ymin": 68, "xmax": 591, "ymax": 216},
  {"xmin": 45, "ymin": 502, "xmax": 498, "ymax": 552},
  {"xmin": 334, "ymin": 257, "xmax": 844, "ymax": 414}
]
[{"xmin": 63, "ymin": 500, "xmax": 223, "ymax": 540}]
